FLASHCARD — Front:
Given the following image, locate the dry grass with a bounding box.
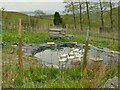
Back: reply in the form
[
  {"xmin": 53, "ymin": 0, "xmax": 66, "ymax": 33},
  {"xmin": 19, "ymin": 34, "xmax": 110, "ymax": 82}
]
[
  {"xmin": 81, "ymin": 61, "xmax": 118, "ymax": 88},
  {"xmin": 2, "ymin": 46, "xmax": 119, "ymax": 88},
  {"xmin": 2, "ymin": 46, "xmax": 41, "ymax": 88}
]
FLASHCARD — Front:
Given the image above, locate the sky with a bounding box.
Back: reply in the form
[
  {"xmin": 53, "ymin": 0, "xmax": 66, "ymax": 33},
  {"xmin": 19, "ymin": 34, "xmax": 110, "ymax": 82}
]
[
  {"xmin": 1, "ymin": 0, "xmax": 65, "ymax": 13},
  {"xmin": 0, "ymin": 0, "xmax": 119, "ymax": 12},
  {"xmin": 1, "ymin": 2, "xmax": 65, "ymax": 12}
]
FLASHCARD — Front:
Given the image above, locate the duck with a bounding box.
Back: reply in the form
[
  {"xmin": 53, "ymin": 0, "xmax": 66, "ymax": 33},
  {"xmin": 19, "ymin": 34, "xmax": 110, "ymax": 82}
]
[
  {"xmin": 68, "ymin": 51, "xmax": 74, "ymax": 56},
  {"xmin": 74, "ymin": 52, "xmax": 81, "ymax": 58},
  {"xmin": 78, "ymin": 49, "xmax": 85, "ymax": 54},
  {"xmin": 58, "ymin": 57, "xmax": 67, "ymax": 62},
  {"xmin": 72, "ymin": 48, "xmax": 80, "ymax": 52},
  {"xmin": 59, "ymin": 53, "xmax": 68, "ymax": 58},
  {"xmin": 58, "ymin": 53, "xmax": 68, "ymax": 62},
  {"xmin": 67, "ymin": 55, "xmax": 75, "ymax": 60}
]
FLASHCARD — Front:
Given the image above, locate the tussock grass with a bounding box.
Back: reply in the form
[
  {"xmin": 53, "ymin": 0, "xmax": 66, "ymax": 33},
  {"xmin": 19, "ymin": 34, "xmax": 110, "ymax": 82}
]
[
  {"xmin": 2, "ymin": 27, "xmax": 119, "ymax": 88},
  {"xmin": 2, "ymin": 30, "xmax": 119, "ymax": 51},
  {"xmin": 2, "ymin": 47, "xmax": 119, "ymax": 88}
]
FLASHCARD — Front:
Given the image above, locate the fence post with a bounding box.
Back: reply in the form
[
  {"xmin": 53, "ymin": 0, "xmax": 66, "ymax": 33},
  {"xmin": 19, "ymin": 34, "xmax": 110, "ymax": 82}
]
[
  {"xmin": 18, "ymin": 19, "xmax": 22, "ymax": 68},
  {"xmin": 82, "ymin": 29, "xmax": 89, "ymax": 70}
]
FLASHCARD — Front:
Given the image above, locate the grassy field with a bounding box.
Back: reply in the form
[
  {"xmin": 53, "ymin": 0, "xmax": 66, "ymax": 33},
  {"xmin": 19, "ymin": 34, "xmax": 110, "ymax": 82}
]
[
  {"xmin": 62, "ymin": 7, "xmax": 118, "ymax": 29},
  {"xmin": 2, "ymin": 7, "xmax": 119, "ymax": 88},
  {"xmin": 2, "ymin": 11, "xmax": 53, "ymax": 31},
  {"xmin": 2, "ymin": 29, "xmax": 119, "ymax": 51},
  {"xmin": 2, "ymin": 46, "xmax": 119, "ymax": 88},
  {"xmin": 2, "ymin": 7, "xmax": 118, "ymax": 31},
  {"xmin": 2, "ymin": 29, "xmax": 119, "ymax": 88}
]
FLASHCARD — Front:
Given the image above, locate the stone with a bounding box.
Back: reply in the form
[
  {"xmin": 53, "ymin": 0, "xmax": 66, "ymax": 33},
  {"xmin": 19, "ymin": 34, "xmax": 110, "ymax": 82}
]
[
  {"xmin": 103, "ymin": 76, "xmax": 119, "ymax": 88},
  {"xmin": 71, "ymin": 60, "xmax": 81, "ymax": 65},
  {"xmin": 75, "ymin": 44, "xmax": 83, "ymax": 47},
  {"xmin": 62, "ymin": 42, "xmax": 77, "ymax": 47},
  {"xmin": 44, "ymin": 64, "xmax": 59, "ymax": 69},
  {"xmin": 47, "ymin": 42, "xmax": 55, "ymax": 45},
  {"xmin": 11, "ymin": 44, "xmax": 17, "ymax": 47},
  {"xmin": 71, "ymin": 42, "xmax": 77, "ymax": 44},
  {"xmin": 90, "ymin": 57, "xmax": 103, "ymax": 62},
  {"xmin": 57, "ymin": 43, "xmax": 64, "ymax": 47}
]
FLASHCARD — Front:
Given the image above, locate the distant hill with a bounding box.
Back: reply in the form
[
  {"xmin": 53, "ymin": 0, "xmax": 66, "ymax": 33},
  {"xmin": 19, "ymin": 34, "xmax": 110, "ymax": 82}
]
[
  {"xmin": 2, "ymin": 11, "xmax": 53, "ymax": 30},
  {"xmin": 20, "ymin": 10, "xmax": 63, "ymax": 16},
  {"xmin": 2, "ymin": 7, "xmax": 118, "ymax": 31}
]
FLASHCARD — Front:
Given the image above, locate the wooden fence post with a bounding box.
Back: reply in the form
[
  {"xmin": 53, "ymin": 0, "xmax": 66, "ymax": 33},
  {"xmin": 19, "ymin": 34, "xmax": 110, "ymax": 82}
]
[
  {"xmin": 83, "ymin": 29, "xmax": 89, "ymax": 70},
  {"xmin": 18, "ymin": 19, "xmax": 22, "ymax": 68}
]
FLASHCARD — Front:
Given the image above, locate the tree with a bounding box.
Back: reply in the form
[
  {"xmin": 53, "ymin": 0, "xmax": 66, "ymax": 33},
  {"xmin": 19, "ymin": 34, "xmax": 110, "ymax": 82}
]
[
  {"xmin": 71, "ymin": 1, "xmax": 76, "ymax": 29},
  {"xmin": 63, "ymin": 0, "xmax": 77, "ymax": 29},
  {"xmin": 34, "ymin": 10, "xmax": 46, "ymax": 18},
  {"xmin": 86, "ymin": 0, "xmax": 90, "ymax": 31},
  {"xmin": 78, "ymin": 1, "xmax": 83, "ymax": 31},
  {"xmin": 99, "ymin": 0, "xmax": 104, "ymax": 30},
  {"xmin": 109, "ymin": 0, "xmax": 115, "ymax": 43},
  {"xmin": 53, "ymin": 12, "xmax": 62, "ymax": 26},
  {"xmin": 109, "ymin": 0, "xmax": 113, "ymax": 30}
]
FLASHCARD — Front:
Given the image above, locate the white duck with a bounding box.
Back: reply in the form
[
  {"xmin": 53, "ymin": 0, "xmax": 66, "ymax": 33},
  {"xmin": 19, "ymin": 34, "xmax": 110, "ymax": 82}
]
[
  {"xmin": 58, "ymin": 57, "xmax": 67, "ymax": 62},
  {"xmin": 58, "ymin": 53, "xmax": 68, "ymax": 62},
  {"xmin": 78, "ymin": 49, "xmax": 85, "ymax": 54},
  {"xmin": 59, "ymin": 53, "xmax": 68, "ymax": 58},
  {"xmin": 72, "ymin": 48, "xmax": 80, "ymax": 52},
  {"xmin": 68, "ymin": 51, "xmax": 74, "ymax": 56},
  {"xmin": 67, "ymin": 55, "xmax": 75, "ymax": 60}
]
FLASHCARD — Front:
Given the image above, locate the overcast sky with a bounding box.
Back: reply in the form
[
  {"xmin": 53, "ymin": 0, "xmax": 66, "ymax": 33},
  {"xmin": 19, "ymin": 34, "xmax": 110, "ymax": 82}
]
[
  {"xmin": 1, "ymin": 2, "xmax": 65, "ymax": 12},
  {"xmin": 0, "ymin": 0, "xmax": 119, "ymax": 12}
]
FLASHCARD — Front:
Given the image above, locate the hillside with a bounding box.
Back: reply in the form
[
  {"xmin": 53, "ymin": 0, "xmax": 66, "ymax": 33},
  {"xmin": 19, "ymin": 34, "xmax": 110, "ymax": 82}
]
[
  {"xmin": 2, "ymin": 11, "xmax": 53, "ymax": 30},
  {"xmin": 2, "ymin": 7, "xmax": 118, "ymax": 31},
  {"xmin": 62, "ymin": 7, "xmax": 118, "ymax": 30}
]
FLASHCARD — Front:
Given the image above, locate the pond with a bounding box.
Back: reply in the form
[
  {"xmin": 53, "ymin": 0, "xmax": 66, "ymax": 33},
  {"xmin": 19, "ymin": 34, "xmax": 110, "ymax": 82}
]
[
  {"xmin": 21, "ymin": 43, "xmax": 119, "ymax": 69},
  {"xmin": 34, "ymin": 46, "xmax": 119, "ymax": 69}
]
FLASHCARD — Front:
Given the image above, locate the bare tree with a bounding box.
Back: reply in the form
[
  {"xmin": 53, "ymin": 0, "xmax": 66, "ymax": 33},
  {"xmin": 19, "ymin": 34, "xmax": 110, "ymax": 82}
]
[
  {"xmin": 86, "ymin": 0, "xmax": 90, "ymax": 31},
  {"xmin": 34, "ymin": 10, "xmax": 46, "ymax": 18},
  {"xmin": 109, "ymin": 0, "xmax": 113, "ymax": 30},
  {"xmin": 78, "ymin": 0, "xmax": 83, "ymax": 31},
  {"xmin": 71, "ymin": 1, "xmax": 76, "ymax": 29},
  {"xmin": 99, "ymin": 0, "xmax": 104, "ymax": 30},
  {"xmin": 109, "ymin": 0, "xmax": 115, "ymax": 43},
  {"xmin": 63, "ymin": 0, "xmax": 77, "ymax": 29}
]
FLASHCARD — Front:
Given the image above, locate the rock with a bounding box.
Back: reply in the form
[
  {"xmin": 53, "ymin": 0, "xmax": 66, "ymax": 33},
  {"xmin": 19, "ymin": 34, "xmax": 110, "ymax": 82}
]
[
  {"xmin": 11, "ymin": 44, "xmax": 18, "ymax": 47},
  {"xmin": 103, "ymin": 76, "xmax": 119, "ymax": 88},
  {"xmin": 69, "ymin": 42, "xmax": 77, "ymax": 44},
  {"xmin": 44, "ymin": 64, "xmax": 59, "ymax": 69},
  {"xmin": 103, "ymin": 48, "xmax": 111, "ymax": 53},
  {"xmin": 75, "ymin": 44, "xmax": 83, "ymax": 48},
  {"xmin": 88, "ymin": 44, "xmax": 92, "ymax": 47},
  {"xmin": 47, "ymin": 42, "xmax": 55, "ymax": 45},
  {"xmin": 57, "ymin": 43, "xmax": 65, "ymax": 47},
  {"xmin": 71, "ymin": 60, "xmax": 81, "ymax": 65},
  {"xmin": 90, "ymin": 57, "xmax": 103, "ymax": 62}
]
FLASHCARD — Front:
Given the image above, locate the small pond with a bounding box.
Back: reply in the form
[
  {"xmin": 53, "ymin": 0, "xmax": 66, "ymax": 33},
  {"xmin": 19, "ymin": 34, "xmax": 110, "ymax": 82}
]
[{"xmin": 21, "ymin": 42, "xmax": 120, "ymax": 69}]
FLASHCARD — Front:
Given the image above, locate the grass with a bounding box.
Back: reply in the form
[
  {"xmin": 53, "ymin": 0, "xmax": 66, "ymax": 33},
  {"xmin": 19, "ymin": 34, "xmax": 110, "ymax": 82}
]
[
  {"xmin": 62, "ymin": 7, "xmax": 118, "ymax": 29},
  {"xmin": 2, "ymin": 46, "xmax": 119, "ymax": 88},
  {"xmin": 2, "ymin": 6, "xmax": 118, "ymax": 31},
  {"xmin": 2, "ymin": 11, "xmax": 53, "ymax": 31},
  {"xmin": 2, "ymin": 6, "xmax": 119, "ymax": 88},
  {"xmin": 2, "ymin": 29, "xmax": 119, "ymax": 88},
  {"xmin": 2, "ymin": 29, "xmax": 119, "ymax": 51}
]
